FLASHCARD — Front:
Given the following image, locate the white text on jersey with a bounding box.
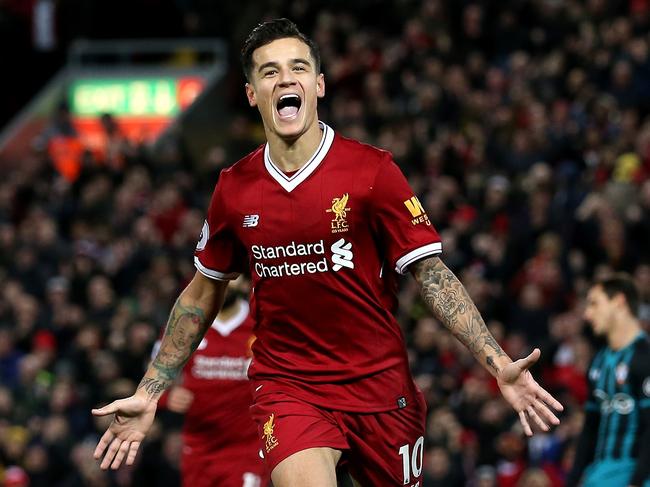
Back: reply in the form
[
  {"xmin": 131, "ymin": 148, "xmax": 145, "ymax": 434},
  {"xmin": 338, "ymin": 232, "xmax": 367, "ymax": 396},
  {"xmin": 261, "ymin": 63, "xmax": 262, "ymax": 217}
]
[
  {"xmin": 252, "ymin": 239, "xmax": 355, "ymax": 278},
  {"xmin": 192, "ymin": 355, "xmax": 251, "ymax": 380}
]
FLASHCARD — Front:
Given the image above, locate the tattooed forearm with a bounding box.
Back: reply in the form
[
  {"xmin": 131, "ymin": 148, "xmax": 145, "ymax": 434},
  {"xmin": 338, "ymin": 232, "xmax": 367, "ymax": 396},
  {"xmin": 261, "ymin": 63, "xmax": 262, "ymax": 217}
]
[
  {"xmin": 151, "ymin": 349, "xmax": 186, "ymax": 381},
  {"xmin": 412, "ymin": 257, "xmax": 508, "ymax": 373},
  {"xmin": 153, "ymin": 300, "xmax": 207, "ymax": 375},
  {"xmin": 139, "ymin": 299, "xmax": 209, "ymax": 401},
  {"xmin": 137, "ymin": 377, "xmax": 171, "ymax": 396}
]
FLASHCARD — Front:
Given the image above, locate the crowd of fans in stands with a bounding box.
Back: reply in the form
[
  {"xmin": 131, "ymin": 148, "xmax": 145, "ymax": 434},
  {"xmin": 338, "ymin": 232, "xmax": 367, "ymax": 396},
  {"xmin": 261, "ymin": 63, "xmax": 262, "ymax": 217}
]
[{"xmin": 1, "ymin": 0, "xmax": 650, "ymax": 485}]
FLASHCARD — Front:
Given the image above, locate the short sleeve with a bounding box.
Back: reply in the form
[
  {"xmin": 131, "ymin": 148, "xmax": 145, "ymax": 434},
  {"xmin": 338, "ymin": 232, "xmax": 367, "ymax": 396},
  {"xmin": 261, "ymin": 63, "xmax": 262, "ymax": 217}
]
[
  {"xmin": 194, "ymin": 178, "xmax": 248, "ymax": 280},
  {"xmin": 371, "ymin": 154, "xmax": 442, "ymax": 274}
]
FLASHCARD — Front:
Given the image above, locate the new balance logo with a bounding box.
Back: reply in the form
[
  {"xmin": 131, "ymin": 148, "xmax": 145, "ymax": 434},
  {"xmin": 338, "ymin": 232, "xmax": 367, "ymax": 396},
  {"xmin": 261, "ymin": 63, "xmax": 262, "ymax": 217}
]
[
  {"xmin": 331, "ymin": 238, "xmax": 354, "ymax": 271},
  {"xmin": 243, "ymin": 215, "xmax": 259, "ymax": 227}
]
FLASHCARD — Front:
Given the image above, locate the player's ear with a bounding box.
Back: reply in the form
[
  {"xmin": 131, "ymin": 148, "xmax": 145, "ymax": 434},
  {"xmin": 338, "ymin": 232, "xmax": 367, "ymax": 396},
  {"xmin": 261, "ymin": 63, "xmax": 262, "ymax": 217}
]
[
  {"xmin": 245, "ymin": 82, "xmax": 257, "ymax": 107},
  {"xmin": 613, "ymin": 292, "xmax": 628, "ymax": 311},
  {"xmin": 316, "ymin": 73, "xmax": 325, "ymax": 98}
]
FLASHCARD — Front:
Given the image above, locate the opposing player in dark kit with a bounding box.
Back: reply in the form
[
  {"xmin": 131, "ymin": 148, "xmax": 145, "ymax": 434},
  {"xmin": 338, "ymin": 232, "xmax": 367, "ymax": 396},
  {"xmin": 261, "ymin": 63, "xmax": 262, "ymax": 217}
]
[
  {"xmin": 569, "ymin": 275, "xmax": 650, "ymax": 487},
  {"xmin": 92, "ymin": 19, "xmax": 563, "ymax": 486}
]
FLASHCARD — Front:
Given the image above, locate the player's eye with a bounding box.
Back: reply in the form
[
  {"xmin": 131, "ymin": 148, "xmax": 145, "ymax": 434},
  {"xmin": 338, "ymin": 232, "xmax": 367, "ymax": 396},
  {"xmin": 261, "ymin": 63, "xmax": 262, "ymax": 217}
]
[
  {"xmin": 263, "ymin": 69, "xmax": 278, "ymax": 77},
  {"xmin": 293, "ymin": 65, "xmax": 306, "ymax": 72}
]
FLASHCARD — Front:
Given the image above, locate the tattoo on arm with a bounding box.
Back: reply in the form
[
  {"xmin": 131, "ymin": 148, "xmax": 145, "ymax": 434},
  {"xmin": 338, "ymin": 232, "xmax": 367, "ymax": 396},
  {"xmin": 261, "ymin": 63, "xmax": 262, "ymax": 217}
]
[
  {"xmin": 486, "ymin": 356, "xmax": 497, "ymax": 372},
  {"xmin": 412, "ymin": 257, "xmax": 507, "ymax": 372},
  {"xmin": 142, "ymin": 300, "xmax": 208, "ymax": 400},
  {"xmin": 137, "ymin": 377, "xmax": 171, "ymax": 396}
]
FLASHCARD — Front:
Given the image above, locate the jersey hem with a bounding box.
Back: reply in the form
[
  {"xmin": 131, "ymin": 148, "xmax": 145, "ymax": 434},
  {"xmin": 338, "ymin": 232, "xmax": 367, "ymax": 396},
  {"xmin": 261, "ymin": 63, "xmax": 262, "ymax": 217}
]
[
  {"xmin": 251, "ymin": 378, "xmax": 412, "ymax": 413},
  {"xmin": 395, "ymin": 242, "xmax": 443, "ymax": 274},
  {"xmin": 194, "ymin": 256, "xmax": 240, "ymax": 281}
]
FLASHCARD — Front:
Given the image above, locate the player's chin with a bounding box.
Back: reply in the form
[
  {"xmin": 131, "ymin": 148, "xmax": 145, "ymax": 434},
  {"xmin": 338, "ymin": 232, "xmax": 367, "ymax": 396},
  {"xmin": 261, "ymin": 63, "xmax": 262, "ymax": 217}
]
[
  {"xmin": 274, "ymin": 118, "xmax": 306, "ymax": 140},
  {"xmin": 592, "ymin": 324, "xmax": 606, "ymax": 336}
]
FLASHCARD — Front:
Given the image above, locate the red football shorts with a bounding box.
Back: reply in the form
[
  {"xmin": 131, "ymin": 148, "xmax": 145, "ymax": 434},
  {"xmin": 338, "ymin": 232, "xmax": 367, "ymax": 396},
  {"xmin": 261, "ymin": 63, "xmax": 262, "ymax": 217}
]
[
  {"xmin": 250, "ymin": 387, "xmax": 428, "ymax": 486},
  {"xmin": 181, "ymin": 448, "xmax": 268, "ymax": 487}
]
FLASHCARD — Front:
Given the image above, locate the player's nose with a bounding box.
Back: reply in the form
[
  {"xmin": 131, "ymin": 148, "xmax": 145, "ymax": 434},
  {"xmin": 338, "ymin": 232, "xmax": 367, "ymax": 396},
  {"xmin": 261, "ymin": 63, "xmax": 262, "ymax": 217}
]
[{"xmin": 277, "ymin": 67, "xmax": 297, "ymax": 86}]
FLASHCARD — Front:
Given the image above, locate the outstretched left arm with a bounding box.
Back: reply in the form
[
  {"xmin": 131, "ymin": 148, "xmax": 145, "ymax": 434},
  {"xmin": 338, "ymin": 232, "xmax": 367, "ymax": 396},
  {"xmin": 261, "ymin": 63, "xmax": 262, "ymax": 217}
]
[{"xmin": 410, "ymin": 256, "xmax": 563, "ymax": 435}]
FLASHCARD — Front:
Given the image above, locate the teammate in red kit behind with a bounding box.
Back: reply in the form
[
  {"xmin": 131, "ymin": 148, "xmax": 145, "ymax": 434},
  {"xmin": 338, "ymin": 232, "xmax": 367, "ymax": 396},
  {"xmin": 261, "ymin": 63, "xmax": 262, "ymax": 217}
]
[
  {"xmin": 92, "ymin": 19, "xmax": 564, "ymax": 487},
  {"xmin": 152, "ymin": 277, "xmax": 269, "ymax": 487}
]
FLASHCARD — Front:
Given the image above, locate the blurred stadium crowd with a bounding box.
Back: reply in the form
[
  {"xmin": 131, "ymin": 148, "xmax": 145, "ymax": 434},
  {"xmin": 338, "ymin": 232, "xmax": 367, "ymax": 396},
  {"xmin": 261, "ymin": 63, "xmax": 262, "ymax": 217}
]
[{"xmin": 1, "ymin": 0, "xmax": 650, "ymax": 485}]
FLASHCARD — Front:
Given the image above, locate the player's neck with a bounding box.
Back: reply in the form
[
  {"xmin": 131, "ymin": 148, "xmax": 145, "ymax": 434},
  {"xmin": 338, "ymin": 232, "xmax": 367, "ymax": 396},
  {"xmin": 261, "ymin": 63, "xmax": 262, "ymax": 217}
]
[
  {"xmin": 266, "ymin": 122, "xmax": 323, "ymax": 173},
  {"xmin": 607, "ymin": 317, "xmax": 641, "ymax": 351}
]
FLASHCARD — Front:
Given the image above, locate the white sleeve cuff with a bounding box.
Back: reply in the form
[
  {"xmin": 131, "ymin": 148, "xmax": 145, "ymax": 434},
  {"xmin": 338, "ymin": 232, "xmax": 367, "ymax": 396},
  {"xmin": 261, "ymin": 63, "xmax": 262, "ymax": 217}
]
[
  {"xmin": 194, "ymin": 256, "xmax": 240, "ymax": 281},
  {"xmin": 394, "ymin": 242, "xmax": 443, "ymax": 274}
]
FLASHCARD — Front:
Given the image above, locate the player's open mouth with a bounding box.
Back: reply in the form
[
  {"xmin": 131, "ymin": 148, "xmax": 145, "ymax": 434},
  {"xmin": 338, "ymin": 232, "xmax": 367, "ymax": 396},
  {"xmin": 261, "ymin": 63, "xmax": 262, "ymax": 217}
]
[{"xmin": 276, "ymin": 94, "xmax": 302, "ymax": 120}]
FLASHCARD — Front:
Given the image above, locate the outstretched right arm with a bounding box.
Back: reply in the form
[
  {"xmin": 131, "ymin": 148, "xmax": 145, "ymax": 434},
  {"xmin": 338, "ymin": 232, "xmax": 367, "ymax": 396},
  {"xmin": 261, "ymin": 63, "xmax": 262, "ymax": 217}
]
[
  {"xmin": 92, "ymin": 271, "xmax": 228, "ymax": 469},
  {"xmin": 137, "ymin": 270, "xmax": 227, "ymax": 402}
]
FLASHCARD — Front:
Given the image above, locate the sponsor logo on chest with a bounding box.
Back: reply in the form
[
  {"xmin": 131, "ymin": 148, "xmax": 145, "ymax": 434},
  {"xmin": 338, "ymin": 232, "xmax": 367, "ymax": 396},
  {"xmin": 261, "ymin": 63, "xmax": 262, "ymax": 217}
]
[
  {"xmin": 594, "ymin": 389, "xmax": 635, "ymax": 415},
  {"xmin": 245, "ymin": 192, "xmax": 357, "ymax": 278},
  {"xmin": 251, "ymin": 238, "xmax": 354, "ymax": 278}
]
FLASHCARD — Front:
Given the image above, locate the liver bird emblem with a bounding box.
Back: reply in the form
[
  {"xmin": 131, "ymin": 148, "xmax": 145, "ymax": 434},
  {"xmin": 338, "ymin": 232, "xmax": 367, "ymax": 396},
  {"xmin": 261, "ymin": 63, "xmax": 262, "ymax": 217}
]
[
  {"xmin": 263, "ymin": 414, "xmax": 275, "ymax": 436},
  {"xmin": 263, "ymin": 413, "xmax": 278, "ymax": 452},
  {"xmin": 328, "ymin": 193, "xmax": 350, "ymax": 222}
]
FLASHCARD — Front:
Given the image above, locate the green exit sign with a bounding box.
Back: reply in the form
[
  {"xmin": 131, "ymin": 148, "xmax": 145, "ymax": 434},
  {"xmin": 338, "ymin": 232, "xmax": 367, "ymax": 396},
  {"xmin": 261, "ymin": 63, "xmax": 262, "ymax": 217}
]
[{"xmin": 70, "ymin": 78, "xmax": 180, "ymax": 117}]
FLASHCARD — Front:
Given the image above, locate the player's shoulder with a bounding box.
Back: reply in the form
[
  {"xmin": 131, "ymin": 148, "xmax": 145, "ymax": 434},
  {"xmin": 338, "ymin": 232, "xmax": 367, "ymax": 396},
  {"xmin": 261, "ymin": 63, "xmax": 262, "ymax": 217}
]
[
  {"xmin": 333, "ymin": 132, "xmax": 392, "ymax": 168},
  {"xmin": 636, "ymin": 332, "xmax": 650, "ymax": 346},
  {"xmin": 218, "ymin": 144, "xmax": 265, "ymax": 183}
]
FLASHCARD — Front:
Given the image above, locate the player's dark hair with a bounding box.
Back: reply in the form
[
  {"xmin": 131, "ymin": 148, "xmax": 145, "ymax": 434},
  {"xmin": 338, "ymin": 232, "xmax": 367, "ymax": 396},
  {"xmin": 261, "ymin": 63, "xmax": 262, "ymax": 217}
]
[
  {"xmin": 596, "ymin": 273, "xmax": 640, "ymax": 316},
  {"xmin": 241, "ymin": 18, "xmax": 321, "ymax": 81}
]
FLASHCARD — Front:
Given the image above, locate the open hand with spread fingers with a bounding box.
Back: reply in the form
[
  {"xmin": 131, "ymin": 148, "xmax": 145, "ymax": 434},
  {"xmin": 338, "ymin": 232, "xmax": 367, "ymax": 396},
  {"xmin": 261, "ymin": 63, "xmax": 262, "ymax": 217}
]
[
  {"xmin": 496, "ymin": 348, "xmax": 564, "ymax": 436},
  {"xmin": 91, "ymin": 395, "xmax": 157, "ymax": 470}
]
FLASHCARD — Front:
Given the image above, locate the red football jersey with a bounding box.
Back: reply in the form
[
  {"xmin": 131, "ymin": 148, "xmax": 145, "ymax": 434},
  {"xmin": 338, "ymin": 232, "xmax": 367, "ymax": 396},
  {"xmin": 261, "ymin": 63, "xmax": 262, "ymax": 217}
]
[
  {"xmin": 155, "ymin": 300, "xmax": 259, "ymax": 455},
  {"xmin": 195, "ymin": 123, "xmax": 442, "ymax": 412}
]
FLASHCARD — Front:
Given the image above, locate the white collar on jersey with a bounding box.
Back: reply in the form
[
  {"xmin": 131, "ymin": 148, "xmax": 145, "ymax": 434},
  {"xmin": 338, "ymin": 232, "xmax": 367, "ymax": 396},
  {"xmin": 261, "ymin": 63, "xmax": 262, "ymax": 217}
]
[
  {"xmin": 211, "ymin": 299, "xmax": 250, "ymax": 336},
  {"xmin": 264, "ymin": 121, "xmax": 335, "ymax": 193}
]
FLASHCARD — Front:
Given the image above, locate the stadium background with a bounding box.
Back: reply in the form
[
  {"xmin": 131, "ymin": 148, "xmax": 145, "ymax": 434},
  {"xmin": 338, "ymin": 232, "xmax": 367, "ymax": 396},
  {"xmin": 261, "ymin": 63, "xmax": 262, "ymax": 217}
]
[{"xmin": 1, "ymin": 0, "xmax": 649, "ymax": 485}]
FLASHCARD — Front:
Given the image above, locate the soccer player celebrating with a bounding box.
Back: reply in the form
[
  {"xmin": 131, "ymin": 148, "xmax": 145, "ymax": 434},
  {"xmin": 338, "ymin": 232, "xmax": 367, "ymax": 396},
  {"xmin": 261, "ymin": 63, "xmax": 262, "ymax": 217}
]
[
  {"xmin": 92, "ymin": 19, "xmax": 563, "ymax": 486},
  {"xmin": 153, "ymin": 277, "xmax": 269, "ymax": 487},
  {"xmin": 568, "ymin": 275, "xmax": 650, "ymax": 487}
]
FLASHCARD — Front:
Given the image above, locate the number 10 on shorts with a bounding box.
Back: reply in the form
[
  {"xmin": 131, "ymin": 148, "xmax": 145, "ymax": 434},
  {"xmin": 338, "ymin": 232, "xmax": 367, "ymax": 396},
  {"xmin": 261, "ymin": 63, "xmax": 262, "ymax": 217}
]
[{"xmin": 398, "ymin": 436, "xmax": 424, "ymax": 485}]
